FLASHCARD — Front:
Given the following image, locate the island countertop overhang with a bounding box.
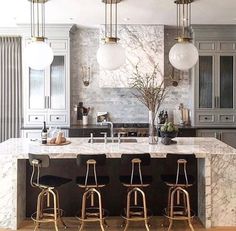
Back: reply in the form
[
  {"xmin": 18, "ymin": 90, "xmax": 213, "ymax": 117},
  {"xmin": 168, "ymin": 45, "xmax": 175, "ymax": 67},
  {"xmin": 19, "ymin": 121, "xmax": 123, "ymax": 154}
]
[{"xmin": 1, "ymin": 137, "xmax": 236, "ymax": 159}]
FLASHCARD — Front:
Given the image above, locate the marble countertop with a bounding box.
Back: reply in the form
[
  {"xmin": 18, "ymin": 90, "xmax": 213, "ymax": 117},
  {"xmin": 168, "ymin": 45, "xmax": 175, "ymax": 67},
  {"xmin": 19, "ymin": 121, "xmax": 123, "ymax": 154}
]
[{"xmin": 1, "ymin": 137, "xmax": 236, "ymax": 159}]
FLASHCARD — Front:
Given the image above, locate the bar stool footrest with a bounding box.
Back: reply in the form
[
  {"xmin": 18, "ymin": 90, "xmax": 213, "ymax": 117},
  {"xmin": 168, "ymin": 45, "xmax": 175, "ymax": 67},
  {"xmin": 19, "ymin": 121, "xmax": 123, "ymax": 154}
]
[
  {"xmin": 121, "ymin": 206, "xmax": 152, "ymax": 220},
  {"xmin": 163, "ymin": 206, "xmax": 195, "ymax": 220},
  {"xmin": 31, "ymin": 208, "xmax": 64, "ymax": 223},
  {"xmin": 76, "ymin": 207, "xmax": 109, "ymax": 221}
]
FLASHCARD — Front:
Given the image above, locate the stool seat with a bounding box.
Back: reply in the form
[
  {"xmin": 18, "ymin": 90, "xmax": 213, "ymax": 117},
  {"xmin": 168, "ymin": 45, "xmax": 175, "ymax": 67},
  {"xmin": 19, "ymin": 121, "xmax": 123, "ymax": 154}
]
[
  {"xmin": 34, "ymin": 175, "xmax": 72, "ymax": 188},
  {"xmin": 120, "ymin": 175, "xmax": 152, "ymax": 186},
  {"xmin": 76, "ymin": 175, "xmax": 109, "ymax": 187},
  {"xmin": 161, "ymin": 174, "xmax": 195, "ymax": 186}
]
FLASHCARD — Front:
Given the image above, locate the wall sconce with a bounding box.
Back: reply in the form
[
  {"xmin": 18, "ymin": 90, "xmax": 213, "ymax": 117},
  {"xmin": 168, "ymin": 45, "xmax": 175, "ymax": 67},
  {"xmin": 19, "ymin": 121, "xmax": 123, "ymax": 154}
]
[{"xmin": 81, "ymin": 65, "xmax": 91, "ymax": 86}]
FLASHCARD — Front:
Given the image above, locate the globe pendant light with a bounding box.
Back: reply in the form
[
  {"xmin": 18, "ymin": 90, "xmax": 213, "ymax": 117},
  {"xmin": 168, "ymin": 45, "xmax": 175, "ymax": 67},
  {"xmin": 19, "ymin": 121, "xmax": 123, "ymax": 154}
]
[
  {"xmin": 169, "ymin": 0, "xmax": 198, "ymax": 71},
  {"xmin": 97, "ymin": 0, "xmax": 126, "ymax": 71},
  {"xmin": 25, "ymin": 0, "xmax": 53, "ymax": 70}
]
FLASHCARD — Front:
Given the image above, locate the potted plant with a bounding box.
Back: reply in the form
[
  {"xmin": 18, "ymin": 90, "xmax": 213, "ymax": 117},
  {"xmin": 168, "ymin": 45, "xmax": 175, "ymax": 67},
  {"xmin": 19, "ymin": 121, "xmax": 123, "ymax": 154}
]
[
  {"xmin": 160, "ymin": 122, "xmax": 178, "ymax": 145},
  {"xmin": 130, "ymin": 63, "xmax": 166, "ymax": 144}
]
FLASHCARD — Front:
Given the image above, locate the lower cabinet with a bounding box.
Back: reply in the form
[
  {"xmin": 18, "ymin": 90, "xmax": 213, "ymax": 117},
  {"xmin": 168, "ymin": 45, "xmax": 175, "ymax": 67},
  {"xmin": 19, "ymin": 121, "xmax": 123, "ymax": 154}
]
[
  {"xmin": 197, "ymin": 129, "xmax": 236, "ymax": 148},
  {"xmin": 69, "ymin": 128, "xmax": 110, "ymax": 137}
]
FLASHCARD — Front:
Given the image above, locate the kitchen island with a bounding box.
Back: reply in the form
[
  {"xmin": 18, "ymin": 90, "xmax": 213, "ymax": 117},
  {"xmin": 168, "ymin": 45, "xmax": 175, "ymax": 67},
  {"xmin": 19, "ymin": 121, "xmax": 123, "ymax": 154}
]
[{"xmin": 0, "ymin": 137, "xmax": 235, "ymax": 229}]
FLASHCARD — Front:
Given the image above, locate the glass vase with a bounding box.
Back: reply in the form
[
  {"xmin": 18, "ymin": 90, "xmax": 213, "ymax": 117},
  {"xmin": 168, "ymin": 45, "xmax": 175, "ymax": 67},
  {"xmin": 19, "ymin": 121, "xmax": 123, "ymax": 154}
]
[{"xmin": 149, "ymin": 110, "xmax": 158, "ymax": 144}]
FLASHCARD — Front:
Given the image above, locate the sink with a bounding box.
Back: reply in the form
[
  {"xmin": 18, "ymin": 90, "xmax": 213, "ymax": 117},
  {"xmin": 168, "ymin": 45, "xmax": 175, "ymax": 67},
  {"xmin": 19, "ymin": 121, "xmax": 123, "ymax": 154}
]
[{"xmin": 88, "ymin": 138, "xmax": 137, "ymax": 143}]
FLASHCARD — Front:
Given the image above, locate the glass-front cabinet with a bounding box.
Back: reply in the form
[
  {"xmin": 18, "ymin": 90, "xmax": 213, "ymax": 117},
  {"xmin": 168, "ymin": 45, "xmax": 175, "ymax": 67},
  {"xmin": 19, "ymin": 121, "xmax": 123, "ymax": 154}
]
[
  {"xmin": 23, "ymin": 39, "xmax": 70, "ymax": 127},
  {"xmin": 194, "ymin": 40, "xmax": 236, "ymax": 126}
]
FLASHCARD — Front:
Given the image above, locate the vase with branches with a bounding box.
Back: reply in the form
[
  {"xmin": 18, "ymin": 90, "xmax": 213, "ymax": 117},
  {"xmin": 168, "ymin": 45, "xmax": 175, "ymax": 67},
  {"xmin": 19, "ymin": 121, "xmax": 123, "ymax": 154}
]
[{"xmin": 130, "ymin": 63, "xmax": 166, "ymax": 144}]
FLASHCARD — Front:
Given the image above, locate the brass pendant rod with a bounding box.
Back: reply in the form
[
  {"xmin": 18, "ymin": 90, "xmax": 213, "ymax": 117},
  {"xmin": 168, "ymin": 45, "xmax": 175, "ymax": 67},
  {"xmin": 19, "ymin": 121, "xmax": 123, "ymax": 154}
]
[
  {"xmin": 110, "ymin": 0, "xmax": 112, "ymax": 37},
  {"xmin": 115, "ymin": 0, "xmax": 117, "ymax": 39},
  {"xmin": 37, "ymin": 0, "xmax": 39, "ymax": 37},
  {"xmin": 105, "ymin": 1, "xmax": 107, "ymax": 37}
]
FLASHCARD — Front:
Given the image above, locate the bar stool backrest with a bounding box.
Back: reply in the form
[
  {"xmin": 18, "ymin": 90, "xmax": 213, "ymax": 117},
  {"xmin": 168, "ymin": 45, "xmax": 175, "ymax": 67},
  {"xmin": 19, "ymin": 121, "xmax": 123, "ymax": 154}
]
[
  {"xmin": 76, "ymin": 154, "xmax": 106, "ymax": 187},
  {"xmin": 28, "ymin": 153, "xmax": 50, "ymax": 187},
  {"xmin": 121, "ymin": 153, "xmax": 151, "ymax": 186},
  {"xmin": 166, "ymin": 153, "xmax": 196, "ymax": 185}
]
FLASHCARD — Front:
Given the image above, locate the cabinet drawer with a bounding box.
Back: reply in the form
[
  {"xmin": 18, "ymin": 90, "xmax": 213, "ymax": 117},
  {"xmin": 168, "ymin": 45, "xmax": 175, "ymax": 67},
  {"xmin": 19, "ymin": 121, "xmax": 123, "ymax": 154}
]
[
  {"xmin": 49, "ymin": 115, "xmax": 66, "ymax": 123},
  {"xmin": 49, "ymin": 40, "xmax": 67, "ymax": 51},
  {"xmin": 197, "ymin": 41, "xmax": 215, "ymax": 51},
  {"xmin": 219, "ymin": 42, "xmax": 236, "ymax": 51},
  {"xmin": 219, "ymin": 115, "xmax": 234, "ymax": 123},
  {"xmin": 28, "ymin": 115, "xmax": 45, "ymax": 123},
  {"xmin": 198, "ymin": 114, "xmax": 215, "ymax": 123}
]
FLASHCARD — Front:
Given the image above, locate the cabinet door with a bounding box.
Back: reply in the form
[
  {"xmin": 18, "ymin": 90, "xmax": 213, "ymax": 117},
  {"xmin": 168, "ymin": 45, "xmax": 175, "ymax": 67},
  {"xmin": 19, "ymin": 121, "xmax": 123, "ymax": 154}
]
[
  {"xmin": 198, "ymin": 56, "xmax": 214, "ymax": 108},
  {"xmin": 221, "ymin": 131, "xmax": 236, "ymax": 148},
  {"xmin": 29, "ymin": 69, "xmax": 45, "ymax": 109},
  {"xmin": 219, "ymin": 55, "xmax": 234, "ymax": 108},
  {"xmin": 197, "ymin": 130, "xmax": 218, "ymax": 138},
  {"xmin": 50, "ymin": 55, "xmax": 66, "ymax": 110}
]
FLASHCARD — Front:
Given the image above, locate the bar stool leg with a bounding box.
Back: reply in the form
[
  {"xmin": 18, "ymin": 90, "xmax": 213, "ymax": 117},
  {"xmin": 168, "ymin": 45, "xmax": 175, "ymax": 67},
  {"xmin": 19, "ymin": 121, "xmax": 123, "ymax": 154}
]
[
  {"xmin": 55, "ymin": 190, "xmax": 67, "ymax": 228},
  {"xmin": 139, "ymin": 189, "xmax": 150, "ymax": 231},
  {"xmin": 96, "ymin": 189, "xmax": 105, "ymax": 231},
  {"xmin": 50, "ymin": 189, "xmax": 59, "ymax": 231},
  {"xmin": 34, "ymin": 189, "xmax": 45, "ymax": 231},
  {"xmin": 124, "ymin": 189, "xmax": 131, "ymax": 231},
  {"xmin": 167, "ymin": 188, "xmax": 175, "ymax": 231},
  {"xmin": 79, "ymin": 190, "xmax": 87, "ymax": 231},
  {"xmin": 186, "ymin": 191, "xmax": 194, "ymax": 231}
]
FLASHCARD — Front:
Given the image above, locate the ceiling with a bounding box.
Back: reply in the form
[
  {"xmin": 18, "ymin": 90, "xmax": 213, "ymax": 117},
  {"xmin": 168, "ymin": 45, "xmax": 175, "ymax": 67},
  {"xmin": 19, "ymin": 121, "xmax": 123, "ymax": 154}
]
[{"xmin": 0, "ymin": 0, "xmax": 236, "ymax": 27}]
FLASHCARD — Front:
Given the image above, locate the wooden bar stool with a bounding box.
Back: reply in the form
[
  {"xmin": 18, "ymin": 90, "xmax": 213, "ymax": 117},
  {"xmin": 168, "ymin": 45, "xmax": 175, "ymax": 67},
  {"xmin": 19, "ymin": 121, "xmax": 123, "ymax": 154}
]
[
  {"xmin": 161, "ymin": 154, "xmax": 196, "ymax": 231},
  {"xmin": 120, "ymin": 153, "xmax": 152, "ymax": 231},
  {"xmin": 28, "ymin": 153, "xmax": 71, "ymax": 231},
  {"xmin": 75, "ymin": 154, "xmax": 109, "ymax": 231}
]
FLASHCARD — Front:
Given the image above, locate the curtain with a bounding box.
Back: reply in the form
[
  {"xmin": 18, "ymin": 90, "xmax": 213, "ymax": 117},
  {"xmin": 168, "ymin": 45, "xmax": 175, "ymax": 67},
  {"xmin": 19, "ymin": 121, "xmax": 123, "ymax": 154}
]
[{"xmin": 0, "ymin": 37, "xmax": 22, "ymax": 143}]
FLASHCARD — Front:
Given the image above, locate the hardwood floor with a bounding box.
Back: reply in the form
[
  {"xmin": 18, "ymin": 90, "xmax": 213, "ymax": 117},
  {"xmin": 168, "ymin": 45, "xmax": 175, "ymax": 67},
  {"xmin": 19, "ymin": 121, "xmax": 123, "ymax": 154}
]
[{"xmin": 0, "ymin": 217, "xmax": 235, "ymax": 231}]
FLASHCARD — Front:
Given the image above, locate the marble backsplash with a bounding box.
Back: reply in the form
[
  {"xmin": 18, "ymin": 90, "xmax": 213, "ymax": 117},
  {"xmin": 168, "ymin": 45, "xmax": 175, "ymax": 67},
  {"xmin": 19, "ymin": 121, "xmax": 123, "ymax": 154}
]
[{"xmin": 70, "ymin": 25, "xmax": 193, "ymax": 124}]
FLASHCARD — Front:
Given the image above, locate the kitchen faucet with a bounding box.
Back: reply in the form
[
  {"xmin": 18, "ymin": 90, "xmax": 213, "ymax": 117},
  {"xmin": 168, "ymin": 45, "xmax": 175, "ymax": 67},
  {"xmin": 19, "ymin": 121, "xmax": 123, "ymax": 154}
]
[{"xmin": 101, "ymin": 121, "xmax": 114, "ymax": 142}]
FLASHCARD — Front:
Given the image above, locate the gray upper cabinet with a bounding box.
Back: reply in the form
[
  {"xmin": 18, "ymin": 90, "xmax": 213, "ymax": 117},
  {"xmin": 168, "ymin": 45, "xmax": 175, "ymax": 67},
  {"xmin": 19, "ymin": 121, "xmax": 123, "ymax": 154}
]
[
  {"xmin": 21, "ymin": 25, "xmax": 72, "ymax": 128},
  {"xmin": 192, "ymin": 25, "xmax": 236, "ymax": 127}
]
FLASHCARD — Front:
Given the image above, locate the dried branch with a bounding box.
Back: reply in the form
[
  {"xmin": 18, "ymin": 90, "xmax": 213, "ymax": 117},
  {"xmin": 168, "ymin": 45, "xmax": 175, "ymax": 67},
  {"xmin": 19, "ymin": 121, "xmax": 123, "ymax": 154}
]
[{"xmin": 130, "ymin": 63, "xmax": 166, "ymax": 119}]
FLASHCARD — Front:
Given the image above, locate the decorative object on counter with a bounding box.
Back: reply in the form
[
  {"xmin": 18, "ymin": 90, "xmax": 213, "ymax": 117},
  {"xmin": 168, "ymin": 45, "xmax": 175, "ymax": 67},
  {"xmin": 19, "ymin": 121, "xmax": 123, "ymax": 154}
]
[
  {"xmin": 169, "ymin": 0, "xmax": 198, "ymax": 71},
  {"xmin": 97, "ymin": 0, "xmax": 126, "ymax": 70},
  {"xmin": 130, "ymin": 63, "xmax": 166, "ymax": 144},
  {"xmin": 81, "ymin": 65, "xmax": 91, "ymax": 86},
  {"xmin": 25, "ymin": 0, "xmax": 53, "ymax": 70},
  {"xmin": 41, "ymin": 121, "xmax": 47, "ymax": 144},
  {"xmin": 97, "ymin": 112, "xmax": 109, "ymax": 123},
  {"xmin": 47, "ymin": 131, "xmax": 71, "ymax": 145},
  {"xmin": 74, "ymin": 102, "xmax": 91, "ymax": 125},
  {"xmin": 158, "ymin": 110, "xmax": 168, "ymax": 124},
  {"xmin": 160, "ymin": 122, "xmax": 178, "ymax": 145},
  {"xmin": 173, "ymin": 103, "xmax": 190, "ymax": 126},
  {"xmin": 82, "ymin": 106, "xmax": 90, "ymax": 126}
]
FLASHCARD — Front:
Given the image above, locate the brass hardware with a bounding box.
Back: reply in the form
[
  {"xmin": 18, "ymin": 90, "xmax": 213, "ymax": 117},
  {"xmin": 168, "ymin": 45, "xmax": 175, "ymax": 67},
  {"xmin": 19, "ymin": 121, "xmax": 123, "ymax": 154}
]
[
  {"xmin": 167, "ymin": 186, "xmax": 194, "ymax": 231},
  {"xmin": 103, "ymin": 37, "xmax": 120, "ymax": 43},
  {"xmin": 174, "ymin": 0, "xmax": 193, "ymax": 4},
  {"xmin": 28, "ymin": 0, "xmax": 50, "ymax": 40},
  {"xmin": 176, "ymin": 36, "xmax": 192, "ymax": 43},
  {"xmin": 31, "ymin": 37, "xmax": 46, "ymax": 42},
  {"xmin": 77, "ymin": 159, "xmax": 108, "ymax": 230},
  {"xmin": 87, "ymin": 159, "xmax": 96, "ymax": 165},
  {"xmin": 101, "ymin": 0, "xmax": 122, "ymax": 43},
  {"xmin": 102, "ymin": 0, "xmax": 122, "ymax": 3},
  {"xmin": 174, "ymin": 0, "xmax": 194, "ymax": 42},
  {"xmin": 81, "ymin": 65, "xmax": 91, "ymax": 86},
  {"xmin": 131, "ymin": 158, "xmax": 142, "ymax": 164},
  {"xmin": 31, "ymin": 188, "xmax": 67, "ymax": 231},
  {"xmin": 28, "ymin": 0, "xmax": 49, "ymax": 3},
  {"xmin": 123, "ymin": 187, "xmax": 150, "ymax": 231}
]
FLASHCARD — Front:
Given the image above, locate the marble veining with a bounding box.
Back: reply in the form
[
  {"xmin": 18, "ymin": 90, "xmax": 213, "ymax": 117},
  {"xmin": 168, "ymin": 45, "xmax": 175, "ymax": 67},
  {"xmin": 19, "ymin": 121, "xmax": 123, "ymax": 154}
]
[
  {"xmin": 0, "ymin": 137, "xmax": 235, "ymax": 229},
  {"xmin": 98, "ymin": 25, "xmax": 164, "ymax": 88}
]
